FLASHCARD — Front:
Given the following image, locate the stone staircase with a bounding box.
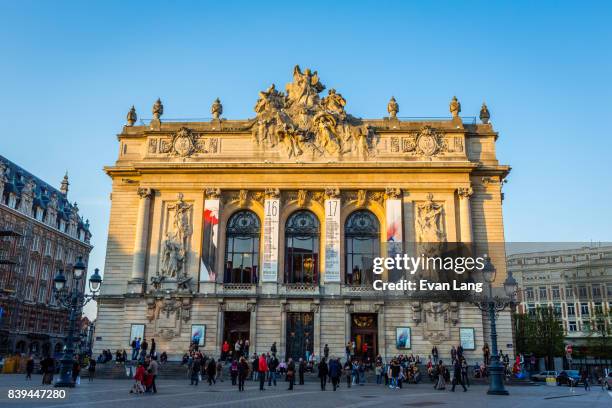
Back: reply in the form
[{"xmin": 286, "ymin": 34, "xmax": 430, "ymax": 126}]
[{"xmin": 84, "ymin": 362, "xmax": 190, "ymax": 380}]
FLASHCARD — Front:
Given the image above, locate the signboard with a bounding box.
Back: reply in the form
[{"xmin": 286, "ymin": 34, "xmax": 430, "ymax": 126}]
[
  {"xmin": 395, "ymin": 327, "xmax": 411, "ymax": 349},
  {"xmin": 191, "ymin": 325, "xmax": 206, "ymax": 346},
  {"xmin": 386, "ymin": 199, "xmax": 403, "ymax": 257},
  {"xmin": 262, "ymin": 199, "xmax": 280, "ymax": 282},
  {"xmin": 459, "ymin": 328, "xmax": 475, "ymax": 350},
  {"xmin": 201, "ymin": 198, "xmax": 220, "ymax": 282},
  {"xmin": 324, "ymin": 198, "xmax": 341, "ymax": 282}
]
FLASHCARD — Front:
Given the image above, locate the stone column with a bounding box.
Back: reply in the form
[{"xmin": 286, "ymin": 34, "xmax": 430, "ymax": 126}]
[
  {"xmin": 216, "ymin": 300, "xmax": 225, "ymax": 355},
  {"xmin": 344, "ymin": 300, "xmax": 352, "ymax": 344},
  {"xmin": 279, "ymin": 300, "xmax": 287, "ymax": 358},
  {"xmin": 129, "ymin": 187, "xmax": 152, "ymax": 292},
  {"xmin": 249, "ymin": 301, "xmax": 257, "ymax": 354},
  {"xmin": 313, "ymin": 301, "xmax": 321, "ymax": 357},
  {"xmin": 457, "ymin": 187, "xmax": 473, "ymax": 244},
  {"xmin": 376, "ymin": 303, "xmax": 386, "ymax": 360}
]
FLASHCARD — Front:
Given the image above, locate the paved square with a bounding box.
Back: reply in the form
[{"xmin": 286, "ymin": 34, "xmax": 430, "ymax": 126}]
[{"xmin": 0, "ymin": 374, "xmax": 610, "ymax": 408}]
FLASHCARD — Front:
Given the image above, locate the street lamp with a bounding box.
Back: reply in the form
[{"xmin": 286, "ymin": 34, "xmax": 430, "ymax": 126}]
[
  {"xmin": 53, "ymin": 256, "xmax": 102, "ymax": 388},
  {"xmin": 473, "ymin": 254, "xmax": 517, "ymax": 395}
]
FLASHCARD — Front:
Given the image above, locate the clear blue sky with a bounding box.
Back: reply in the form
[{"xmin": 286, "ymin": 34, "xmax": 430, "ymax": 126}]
[{"xmin": 1, "ymin": 1, "xmax": 611, "ymax": 295}]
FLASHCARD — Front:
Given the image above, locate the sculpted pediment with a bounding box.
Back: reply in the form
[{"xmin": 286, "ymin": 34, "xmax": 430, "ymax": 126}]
[{"xmin": 250, "ymin": 65, "xmax": 378, "ymax": 159}]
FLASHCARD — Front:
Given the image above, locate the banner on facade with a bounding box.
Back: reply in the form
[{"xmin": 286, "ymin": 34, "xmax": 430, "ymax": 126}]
[
  {"xmin": 386, "ymin": 198, "xmax": 403, "ymax": 257},
  {"xmin": 262, "ymin": 198, "xmax": 280, "ymax": 282},
  {"xmin": 324, "ymin": 198, "xmax": 341, "ymax": 282},
  {"xmin": 200, "ymin": 198, "xmax": 219, "ymax": 282}
]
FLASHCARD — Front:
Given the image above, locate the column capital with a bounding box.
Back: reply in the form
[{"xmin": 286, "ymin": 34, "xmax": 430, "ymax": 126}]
[
  {"xmin": 265, "ymin": 188, "xmax": 280, "ymax": 199},
  {"xmin": 137, "ymin": 187, "xmax": 153, "ymax": 199},
  {"xmin": 324, "ymin": 187, "xmax": 340, "ymax": 199},
  {"xmin": 205, "ymin": 188, "xmax": 221, "ymax": 199},
  {"xmin": 385, "ymin": 187, "xmax": 402, "ymax": 200},
  {"xmin": 457, "ymin": 187, "xmax": 473, "ymax": 199}
]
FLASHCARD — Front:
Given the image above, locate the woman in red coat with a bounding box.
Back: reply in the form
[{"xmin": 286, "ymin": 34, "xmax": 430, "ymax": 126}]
[
  {"xmin": 258, "ymin": 354, "xmax": 268, "ymax": 391},
  {"xmin": 132, "ymin": 363, "xmax": 146, "ymax": 394}
]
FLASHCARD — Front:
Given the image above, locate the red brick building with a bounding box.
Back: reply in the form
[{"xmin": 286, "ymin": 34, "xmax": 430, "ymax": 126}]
[{"xmin": 0, "ymin": 155, "xmax": 92, "ymax": 357}]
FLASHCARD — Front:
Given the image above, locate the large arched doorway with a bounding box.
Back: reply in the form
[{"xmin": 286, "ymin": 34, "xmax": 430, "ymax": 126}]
[{"xmin": 351, "ymin": 313, "xmax": 378, "ymax": 362}]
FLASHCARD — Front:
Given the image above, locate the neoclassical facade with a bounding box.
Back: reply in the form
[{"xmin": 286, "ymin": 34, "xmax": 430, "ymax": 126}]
[{"xmin": 95, "ymin": 66, "xmax": 512, "ymax": 362}]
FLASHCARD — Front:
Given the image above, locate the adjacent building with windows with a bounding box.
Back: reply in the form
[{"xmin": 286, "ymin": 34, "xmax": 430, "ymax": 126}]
[
  {"xmin": 0, "ymin": 156, "xmax": 92, "ymax": 356},
  {"xmin": 94, "ymin": 67, "xmax": 512, "ymax": 362},
  {"xmin": 508, "ymin": 246, "xmax": 612, "ymax": 344}
]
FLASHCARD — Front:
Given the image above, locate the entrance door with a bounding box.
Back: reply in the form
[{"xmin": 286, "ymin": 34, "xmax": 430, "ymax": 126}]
[
  {"xmin": 351, "ymin": 313, "xmax": 378, "ymax": 361},
  {"xmin": 223, "ymin": 312, "xmax": 250, "ymax": 356},
  {"xmin": 286, "ymin": 312, "xmax": 314, "ymax": 362}
]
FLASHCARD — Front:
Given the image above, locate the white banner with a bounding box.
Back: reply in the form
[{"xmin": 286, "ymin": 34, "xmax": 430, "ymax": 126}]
[
  {"xmin": 324, "ymin": 198, "xmax": 341, "ymax": 282},
  {"xmin": 262, "ymin": 199, "xmax": 280, "ymax": 282},
  {"xmin": 386, "ymin": 198, "xmax": 403, "ymax": 257}
]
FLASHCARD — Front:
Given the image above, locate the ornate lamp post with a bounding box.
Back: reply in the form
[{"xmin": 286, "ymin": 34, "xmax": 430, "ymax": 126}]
[
  {"xmin": 473, "ymin": 255, "xmax": 518, "ymax": 395},
  {"xmin": 53, "ymin": 257, "xmax": 102, "ymax": 387}
]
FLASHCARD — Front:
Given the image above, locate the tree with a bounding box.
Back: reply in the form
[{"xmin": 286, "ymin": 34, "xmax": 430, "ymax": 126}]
[
  {"xmin": 514, "ymin": 306, "xmax": 565, "ymax": 369},
  {"xmin": 583, "ymin": 309, "xmax": 612, "ymax": 360}
]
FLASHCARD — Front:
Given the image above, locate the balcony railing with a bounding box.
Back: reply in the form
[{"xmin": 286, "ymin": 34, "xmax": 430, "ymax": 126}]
[{"xmin": 221, "ymin": 283, "xmax": 256, "ymax": 294}]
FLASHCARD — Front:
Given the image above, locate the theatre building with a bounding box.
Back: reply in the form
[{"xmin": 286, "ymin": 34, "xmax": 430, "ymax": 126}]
[{"xmin": 94, "ymin": 66, "xmax": 512, "ymax": 362}]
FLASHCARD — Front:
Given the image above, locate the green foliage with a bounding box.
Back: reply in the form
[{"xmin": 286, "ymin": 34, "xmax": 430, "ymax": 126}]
[{"xmin": 514, "ymin": 307, "xmax": 566, "ymax": 369}]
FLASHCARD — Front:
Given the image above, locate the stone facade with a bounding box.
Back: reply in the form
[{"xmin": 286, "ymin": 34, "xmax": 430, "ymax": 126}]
[
  {"xmin": 508, "ymin": 246, "xmax": 612, "ymax": 342},
  {"xmin": 0, "ymin": 155, "xmax": 92, "ymax": 356},
  {"xmin": 94, "ymin": 67, "xmax": 512, "ymax": 363}
]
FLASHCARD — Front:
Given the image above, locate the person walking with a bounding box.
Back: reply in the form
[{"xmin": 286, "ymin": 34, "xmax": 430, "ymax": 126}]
[
  {"xmin": 244, "ymin": 339, "xmax": 250, "ymax": 356},
  {"xmin": 324, "ymin": 344, "xmax": 329, "ymax": 360},
  {"xmin": 149, "ymin": 339, "xmax": 156, "ymax": 358},
  {"xmin": 318, "ymin": 357, "xmax": 329, "ymax": 390},
  {"xmin": 298, "ymin": 358, "xmax": 306, "ymax": 385},
  {"xmin": 432, "ymin": 346, "xmax": 439, "ymax": 364},
  {"xmin": 329, "ymin": 358, "xmax": 341, "ymax": 391},
  {"xmin": 451, "ymin": 358, "xmax": 467, "ymax": 392},
  {"xmin": 216, "ymin": 359, "xmax": 224, "ymax": 383},
  {"xmin": 270, "ymin": 342, "xmax": 277, "ymax": 358},
  {"xmin": 251, "ymin": 353, "xmax": 259, "ymax": 381},
  {"xmin": 41, "ymin": 355, "xmax": 55, "ymax": 385},
  {"xmin": 344, "ymin": 359, "xmax": 352, "ymax": 388},
  {"xmin": 191, "ymin": 357, "xmax": 201, "ymax": 385},
  {"xmin": 238, "ymin": 357, "xmax": 249, "ymax": 391},
  {"xmin": 88, "ymin": 358, "xmax": 96, "ymax": 382},
  {"xmin": 287, "ymin": 358, "xmax": 296, "ymax": 390},
  {"xmin": 26, "ymin": 356, "xmax": 34, "ymax": 380},
  {"xmin": 72, "ymin": 358, "xmax": 81, "ymax": 385},
  {"xmin": 461, "ymin": 358, "xmax": 470, "ymax": 387},
  {"xmin": 435, "ymin": 360, "xmax": 446, "ymax": 390},
  {"xmin": 148, "ymin": 357, "xmax": 158, "ymax": 393},
  {"xmin": 581, "ymin": 369, "xmax": 590, "ymax": 391},
  {"xmin": 207, "ymin": 358, "xmax": 217, "ymax": 385},
  {"xmin": 268, "ymin": 354, "xmax": 278, "ymax": 386},
  {"xmin": 258, "ymin": 353, "xmax": 268, "ymax": 391},
  {"xmin": 131, "ymin": 337, "xmax": 138, "ymax": 360},
  {"xmin": 230, "ymin": 360, "xmax": 238, "ymax": 385}
]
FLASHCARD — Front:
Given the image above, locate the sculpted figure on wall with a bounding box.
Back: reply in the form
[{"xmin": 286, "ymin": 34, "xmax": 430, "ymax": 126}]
[
  {"xmin": 18, "ymin": 178, "xmax": 36, "ymax": 216},
  {"xmin": 160, "ymin": 193, "xmax": 193, "ymax": 279},
  {"xmin": 251, "ymin": 65, "xmax": 378, "ymax": 159},
  {"xmin": 169, "ymin": 193, "xmax": 193, "ymax": 250},
  {"xmin": 416, "ymin": 194, "xmax": 446, "ymax": 272},
  {"xmin": 161, "ymin": 232, "xmax": 184, "ymax": 278},
  {"xmin": 416, "ymin": 193, "xmax": 445, "ymax": 244}
]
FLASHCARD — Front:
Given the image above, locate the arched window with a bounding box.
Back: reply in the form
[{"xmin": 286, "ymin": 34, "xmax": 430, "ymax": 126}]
[
  {"xmin": 285, "ymin": 210, "xmax": 320, "ymax": 284},
  {"xmin": 345, "ymin": 210, "xmax": 380, "ymax": 285},
  {"xmin": 224, "ymin": 210, "xmax": 260, "ymax": 284}
]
